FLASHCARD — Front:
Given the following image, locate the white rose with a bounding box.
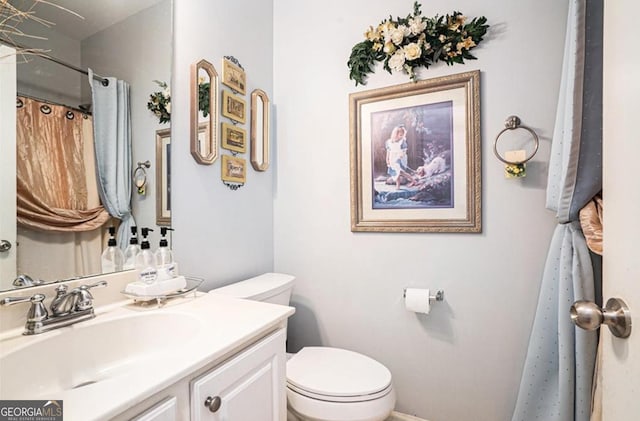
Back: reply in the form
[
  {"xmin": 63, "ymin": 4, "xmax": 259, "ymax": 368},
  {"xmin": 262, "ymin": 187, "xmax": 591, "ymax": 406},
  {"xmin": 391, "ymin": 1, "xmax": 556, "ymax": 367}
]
[
  {"xmin": 403, "ymin": 42, "xmax": 422, "ymax": 61},
  {"xmin": 408, "ymin": 17, "xmax": 426, "ymax": 35},
  {"xmin": 399, "ymin": 24, "xmax": 411, "ymax": 37},
  {"xmin": 388, "ymin": 51, "xmax": 406, "ymax": 72},
  {"xmin": 390, "ymin": 27, "xmax": 405, "ymax": 45}
]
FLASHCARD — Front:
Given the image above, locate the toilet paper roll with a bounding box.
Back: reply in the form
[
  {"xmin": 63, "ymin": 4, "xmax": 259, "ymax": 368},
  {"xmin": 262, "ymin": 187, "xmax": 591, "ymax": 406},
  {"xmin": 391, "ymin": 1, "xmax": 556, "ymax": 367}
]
[{"xmin": 404, "ymin": 288, "xmax": 431, "ymax": 314}]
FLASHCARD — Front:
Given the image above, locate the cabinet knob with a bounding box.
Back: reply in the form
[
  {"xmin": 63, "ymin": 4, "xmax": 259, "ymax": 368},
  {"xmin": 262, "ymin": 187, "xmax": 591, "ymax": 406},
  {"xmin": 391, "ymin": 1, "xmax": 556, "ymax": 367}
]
[{"xmin": 204, "ymin": 396, "xmax": 221, "ymax": 413}]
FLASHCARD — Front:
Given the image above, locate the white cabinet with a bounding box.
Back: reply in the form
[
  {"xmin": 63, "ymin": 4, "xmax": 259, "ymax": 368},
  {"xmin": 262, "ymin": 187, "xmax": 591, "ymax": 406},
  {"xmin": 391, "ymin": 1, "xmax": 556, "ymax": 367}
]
[
  {"xmin": 130, "ymin": 397, "xmax": 177, "ymax": 421},
  {"xmin": 190, "ymin": 329, "xmax": 287, "ymax": 421}
]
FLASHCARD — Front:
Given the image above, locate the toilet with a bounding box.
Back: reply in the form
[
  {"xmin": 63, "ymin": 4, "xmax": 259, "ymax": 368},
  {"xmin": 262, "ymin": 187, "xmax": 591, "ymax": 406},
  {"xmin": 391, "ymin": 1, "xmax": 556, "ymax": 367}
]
[{"xmin": 211, "ymin": 273, "xmax": 396, "ymax": 421}]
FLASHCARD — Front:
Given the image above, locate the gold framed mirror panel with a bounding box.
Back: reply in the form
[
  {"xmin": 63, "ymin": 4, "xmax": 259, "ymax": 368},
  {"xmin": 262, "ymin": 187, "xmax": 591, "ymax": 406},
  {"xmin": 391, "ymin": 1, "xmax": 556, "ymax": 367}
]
[
  {"xmin": 190, "ymin": 59, "xmax": 218, "ymax": 164},
  {"xmin": 250, "ymin": 89, "xmax": 270, "ymax": 171}
]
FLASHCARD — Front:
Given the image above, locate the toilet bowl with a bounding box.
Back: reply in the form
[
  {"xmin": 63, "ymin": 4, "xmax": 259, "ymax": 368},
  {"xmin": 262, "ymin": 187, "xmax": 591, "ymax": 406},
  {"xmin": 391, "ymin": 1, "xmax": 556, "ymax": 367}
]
[
  {"xmin": 211, "ymin": 273, "xmax": 396, "ymax": 421},
  {"xmin": 286, "ymin": 347, "xmax": 395, "ymax": 421}
]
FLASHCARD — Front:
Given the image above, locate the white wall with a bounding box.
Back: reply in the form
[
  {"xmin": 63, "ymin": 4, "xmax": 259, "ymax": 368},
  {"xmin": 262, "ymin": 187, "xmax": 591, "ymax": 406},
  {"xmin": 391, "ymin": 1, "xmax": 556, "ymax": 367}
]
[
  {"xmin": 171, "ymin": 0, "xmax": 275, "ymax": 288},
  {"xmin": 273, "ymin": 1, "xmax": 566, "ymax": 420},
  {"xmin": 81, "ymin": 0, "xmax": 172, "ymax": 247}
]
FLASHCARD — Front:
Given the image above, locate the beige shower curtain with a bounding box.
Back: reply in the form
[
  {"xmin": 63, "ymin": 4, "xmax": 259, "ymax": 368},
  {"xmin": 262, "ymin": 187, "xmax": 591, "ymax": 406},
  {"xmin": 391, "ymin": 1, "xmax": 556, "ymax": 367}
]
[{"xmin": 16, "ymin": 96, "xmax": 109, "ymax": 280}]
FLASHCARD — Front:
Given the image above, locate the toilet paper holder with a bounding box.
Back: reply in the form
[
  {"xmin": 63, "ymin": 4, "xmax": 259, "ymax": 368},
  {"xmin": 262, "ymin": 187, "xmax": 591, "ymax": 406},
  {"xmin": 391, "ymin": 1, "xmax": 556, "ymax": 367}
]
[{"xmin": 403, "ymin": 288, "xmax": 444, "ymax": 302}]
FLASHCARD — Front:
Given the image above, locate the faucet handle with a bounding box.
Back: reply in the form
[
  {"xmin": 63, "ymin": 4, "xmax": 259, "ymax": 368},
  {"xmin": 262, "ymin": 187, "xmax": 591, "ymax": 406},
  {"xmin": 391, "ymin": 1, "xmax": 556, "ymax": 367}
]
[
  {"xmin": 1, "ymin": 293, "xmax": 45, "ymax": 306},
  {"xmin": 0, "ymin": 293, "xmax": 48, "ymax": 322},
  {"xmin": 74, "ymin": 280, "xmax": 107, "ymax": 311},
  {"xmin": 82, "ymin": 280, "xmax": 108, "ymax": 291}
]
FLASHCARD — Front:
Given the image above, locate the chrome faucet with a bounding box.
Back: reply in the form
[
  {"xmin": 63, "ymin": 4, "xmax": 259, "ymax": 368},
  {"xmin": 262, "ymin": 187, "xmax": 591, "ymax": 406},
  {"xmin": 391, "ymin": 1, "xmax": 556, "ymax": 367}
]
[{"xmin": 0, "ymin": 280, "xmax": 107, "ymax": 335}]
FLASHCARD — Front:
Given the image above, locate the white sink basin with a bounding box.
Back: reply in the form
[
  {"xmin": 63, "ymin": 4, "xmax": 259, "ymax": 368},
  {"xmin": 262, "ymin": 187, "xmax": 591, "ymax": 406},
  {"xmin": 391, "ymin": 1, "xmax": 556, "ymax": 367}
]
[{"xmin": 0, "ymin": 311, "xmax": 203, "ymax": 398}]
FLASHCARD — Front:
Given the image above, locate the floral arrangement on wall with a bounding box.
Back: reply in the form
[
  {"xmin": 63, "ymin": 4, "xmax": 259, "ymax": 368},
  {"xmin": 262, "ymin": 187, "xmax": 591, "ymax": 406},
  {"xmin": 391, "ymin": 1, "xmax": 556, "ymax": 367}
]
[
  {"xmin": 347, "ymin": 2, "xmax": 489, "ymax": 86},
  {"xmin": 147, "ymin": 78, "xmax": 211, "ymax": 124},
  {"xmin": 147, "ymin": 80, "xmax": 171, "ymax": 123}
]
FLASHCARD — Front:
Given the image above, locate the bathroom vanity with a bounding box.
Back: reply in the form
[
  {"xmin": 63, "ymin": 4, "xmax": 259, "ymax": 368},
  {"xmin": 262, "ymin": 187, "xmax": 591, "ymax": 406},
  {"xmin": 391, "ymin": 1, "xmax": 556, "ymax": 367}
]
[{"xmin": 0, "ymin": 274, "xmax": 294, "ymax": 421}]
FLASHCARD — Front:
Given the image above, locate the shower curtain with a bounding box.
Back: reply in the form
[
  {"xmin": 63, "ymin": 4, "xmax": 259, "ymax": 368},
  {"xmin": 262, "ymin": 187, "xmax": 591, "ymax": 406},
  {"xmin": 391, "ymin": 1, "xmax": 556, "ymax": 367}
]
[
  {"xmin": 89, "ymin": 69, "xmax": 135, "ymax": 249},
  {"xmin": 511, "ymin": 1, "xmax": 603, "ymax": 421},
  {"xmin": 16, "ymin": 96, "xmax": 109, "ymax": 280}
]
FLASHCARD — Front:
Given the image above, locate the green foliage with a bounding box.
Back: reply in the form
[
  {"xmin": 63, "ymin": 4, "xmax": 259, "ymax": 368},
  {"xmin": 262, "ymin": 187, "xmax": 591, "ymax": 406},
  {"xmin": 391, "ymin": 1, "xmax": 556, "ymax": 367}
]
[
  {"xmin": 198, "ymin": 82, "xmax": 210, "ymax": 118},
  {"xmin": 146, "ymin": 80, "xmax": 212, "ymax": 123},
  {"xmin": 147, "ymin": 80, "xmax": 171, "ymax": 124},
  {"xmin": 347, "ymin": 2, "xmax": 489, "ymax": 86}
]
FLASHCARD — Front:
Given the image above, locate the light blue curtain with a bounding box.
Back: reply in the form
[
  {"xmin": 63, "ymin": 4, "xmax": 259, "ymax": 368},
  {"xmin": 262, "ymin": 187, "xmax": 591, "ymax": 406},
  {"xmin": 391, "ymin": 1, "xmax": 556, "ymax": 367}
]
[
  {"xmin": 88, "ymin": 69, "xmax": 135, "ymax": 249},
  {"xmin": 511, "ymin": 1, "xmax": 602, "ymax": 421}
]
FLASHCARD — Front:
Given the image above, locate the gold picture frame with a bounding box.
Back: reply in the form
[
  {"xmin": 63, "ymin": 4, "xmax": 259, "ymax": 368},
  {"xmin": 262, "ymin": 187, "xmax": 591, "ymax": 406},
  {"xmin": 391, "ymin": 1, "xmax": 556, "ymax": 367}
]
[
  {"xmin": 155, "ymin": 128, "xmax": 171, "ymax": 226},
  {"xmin": 222, "ymin": 90, "xmax": 247, "ymax": 124},
  {"xmin": 349, "ymin": 70, "xmax": 481, "ymax": 233},
  {"xmin": 250, "ymin": 89, "xmax": 270, "ymax": 171},
  {"xmin": 221, "ymin": 155, "xmax": 247, "ymax": 184},
  {"xmin": 222, "ymin": 58, "xmax": 247, "ymax": 95},
  {"xmin": 221, "ymin": 122, "xmax": 247, "ymax": 153},
  {"xmin": 190, "ymin": 59, "xmax": 218, "ymax": 164}
]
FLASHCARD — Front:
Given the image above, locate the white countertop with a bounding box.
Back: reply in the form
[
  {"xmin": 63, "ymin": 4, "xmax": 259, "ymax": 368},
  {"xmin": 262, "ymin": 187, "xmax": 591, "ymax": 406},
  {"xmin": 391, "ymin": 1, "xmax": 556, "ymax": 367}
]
[{"xmin": 0, "ymin": 292, "xmax": 294, "ymax": 420}]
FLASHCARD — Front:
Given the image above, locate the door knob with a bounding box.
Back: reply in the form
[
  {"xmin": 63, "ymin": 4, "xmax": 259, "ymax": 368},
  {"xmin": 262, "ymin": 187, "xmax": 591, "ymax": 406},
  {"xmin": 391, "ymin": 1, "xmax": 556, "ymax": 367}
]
[
  {"xmin": 570, "ymin": 298, "xmax": 632, "ymax": 338},
  {"xmin": 0, "ymin": 240, "xmax": 11, "ymax": 253}
]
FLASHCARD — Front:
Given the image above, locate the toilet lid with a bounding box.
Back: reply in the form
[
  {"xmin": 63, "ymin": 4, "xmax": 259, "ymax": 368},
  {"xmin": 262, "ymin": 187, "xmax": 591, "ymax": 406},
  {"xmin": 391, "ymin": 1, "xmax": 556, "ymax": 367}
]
[{"xmin": 286, "ymin": 347, "xmax": 392, "ymax": 398}]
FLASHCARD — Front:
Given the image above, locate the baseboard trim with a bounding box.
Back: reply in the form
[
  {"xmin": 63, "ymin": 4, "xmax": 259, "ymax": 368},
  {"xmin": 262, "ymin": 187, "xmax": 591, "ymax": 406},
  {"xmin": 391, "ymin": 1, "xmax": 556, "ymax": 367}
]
[{"xmin": 387, "ymin": 411, "xmax": 429, "ymax": 421}]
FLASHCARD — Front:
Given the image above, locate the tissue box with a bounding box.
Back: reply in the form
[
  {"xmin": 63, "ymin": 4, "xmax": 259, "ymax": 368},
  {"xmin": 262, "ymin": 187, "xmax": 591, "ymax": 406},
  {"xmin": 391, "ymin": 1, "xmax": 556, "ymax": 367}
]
[{"xmin": 125, "ymin": 275, "xmax": 187, "ymax": 297}]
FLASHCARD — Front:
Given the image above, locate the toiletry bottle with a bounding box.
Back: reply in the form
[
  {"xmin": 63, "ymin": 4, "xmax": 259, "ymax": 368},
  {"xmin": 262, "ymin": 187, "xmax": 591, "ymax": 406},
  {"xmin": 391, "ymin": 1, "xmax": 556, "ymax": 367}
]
[
  {"xmin": 135, "ymin": 228, "xmax": 157, "ymax": 284},
  {"xmin": 101, "ymin": 226, "xmax": 124, "ymax": 273},
  {"xmin": 155, "ymin": 227, "xmax": 175, "ymax": 281},
  {"xmin": 123, "ymin": 226, "xmax": 141, "ymax": 270}
]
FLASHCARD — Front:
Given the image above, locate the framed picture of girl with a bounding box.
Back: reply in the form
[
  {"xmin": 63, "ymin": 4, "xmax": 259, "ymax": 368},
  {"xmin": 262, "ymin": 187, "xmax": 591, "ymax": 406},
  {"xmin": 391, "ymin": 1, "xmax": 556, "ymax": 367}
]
[{"xmin": 349, "ymin": 70, "xmax": 481, "ymax": 233}]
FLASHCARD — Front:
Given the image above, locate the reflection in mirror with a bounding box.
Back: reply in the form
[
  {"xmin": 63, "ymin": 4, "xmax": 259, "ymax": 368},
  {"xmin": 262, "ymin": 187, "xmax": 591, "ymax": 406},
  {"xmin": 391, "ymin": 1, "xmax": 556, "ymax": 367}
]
[
  {"xmin": 250, "ymin": 89, "xmax": 270, "ymax": 171},
  {"xmin": 190, "ymin": 59, "xmax": 218, "ymax": 165},
  {"xmin": 0, "ymin": 0, "xmax": 172, "ymax": 291},
  {"xmin": 155, "ymin": 128, "xmax": 171, "ymax": 226}
]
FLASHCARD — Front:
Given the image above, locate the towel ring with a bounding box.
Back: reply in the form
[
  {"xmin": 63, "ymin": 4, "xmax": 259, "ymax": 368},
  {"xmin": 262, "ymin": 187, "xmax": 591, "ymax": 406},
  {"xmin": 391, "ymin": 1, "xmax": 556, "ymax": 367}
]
[
  {"xmin": 133, "ymin": 161, "xmax": 151, "ymax": 192},
  {"xmin": 493, "ymin": 116, "xmax": 539, "ymax": 164}
]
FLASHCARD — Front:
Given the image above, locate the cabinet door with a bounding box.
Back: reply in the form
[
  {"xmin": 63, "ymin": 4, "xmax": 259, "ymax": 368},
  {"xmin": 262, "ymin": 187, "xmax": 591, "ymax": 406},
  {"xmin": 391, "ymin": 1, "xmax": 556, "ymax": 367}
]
[
  {"xmin": 191, "ymin": 329, "xmax": 286, "ymax": 421},
  {"xmin": 130, "ymin": 396, "xmax": 177, "ymax": 421}
]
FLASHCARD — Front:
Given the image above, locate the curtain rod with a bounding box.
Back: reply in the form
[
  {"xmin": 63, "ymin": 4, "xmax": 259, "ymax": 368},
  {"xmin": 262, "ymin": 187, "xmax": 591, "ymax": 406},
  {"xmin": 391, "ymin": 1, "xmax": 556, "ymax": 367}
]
[{"xmin": 0, "ymin": 37, "xmax": 109, "ymax": 87}]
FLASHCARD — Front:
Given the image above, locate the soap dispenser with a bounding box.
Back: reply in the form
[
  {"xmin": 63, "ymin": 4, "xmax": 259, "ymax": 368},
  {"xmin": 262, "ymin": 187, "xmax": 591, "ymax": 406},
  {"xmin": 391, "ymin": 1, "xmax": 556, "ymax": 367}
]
[
  {"xmin": 155, "ymin": 227, "xmax": 176, "ymax": 281},
  {"xmin": 135, "ymin": 228, "xmax": 157, "ymax": 284},
  {"xmin": 123, "ymin": 226, "xmax": 141, "ymax": 270},
  {"xmin": 101, "ymin": 226, "xmax": 124, "ymax": 273}
]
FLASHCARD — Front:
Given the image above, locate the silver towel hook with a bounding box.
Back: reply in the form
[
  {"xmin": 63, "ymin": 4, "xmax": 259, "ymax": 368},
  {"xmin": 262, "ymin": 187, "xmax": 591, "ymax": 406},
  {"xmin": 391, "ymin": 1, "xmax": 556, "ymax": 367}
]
[{"xmin": 133, "ymin": 161, "xmax": 151, "ymax": 195}]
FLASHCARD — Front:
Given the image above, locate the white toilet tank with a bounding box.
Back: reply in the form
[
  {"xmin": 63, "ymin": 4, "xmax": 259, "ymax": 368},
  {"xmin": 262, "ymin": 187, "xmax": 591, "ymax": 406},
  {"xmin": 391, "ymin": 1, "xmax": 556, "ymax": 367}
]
[{"xmin": 210, "ymin": 272, "xmax": 295, "ymax": 306}]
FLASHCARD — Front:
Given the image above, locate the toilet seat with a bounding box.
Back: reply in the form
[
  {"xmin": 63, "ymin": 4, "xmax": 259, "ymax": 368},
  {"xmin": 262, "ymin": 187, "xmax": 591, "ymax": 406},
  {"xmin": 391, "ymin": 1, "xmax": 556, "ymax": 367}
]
[
  {"xmin": 287, "ymin": 382, "xmax": 393, "ymax": 403},
  {"xmin": 286, "ymin": 347, "xmax": 393, "ymax": 402}
]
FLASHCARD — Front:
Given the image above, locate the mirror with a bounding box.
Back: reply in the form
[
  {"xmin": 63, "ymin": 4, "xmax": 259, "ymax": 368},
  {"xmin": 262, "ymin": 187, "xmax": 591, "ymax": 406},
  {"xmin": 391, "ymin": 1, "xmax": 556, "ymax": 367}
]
[
  {"xmin": 190, "ymin": 59, "xmax": 218, "ymax": 164},
  {"xmin": 250, "ymin": 89, "xmax": 270, "ymax": 171},
  {"xmin": 0, "ymin": 0, "xmax": 173, "ymax": 291}
]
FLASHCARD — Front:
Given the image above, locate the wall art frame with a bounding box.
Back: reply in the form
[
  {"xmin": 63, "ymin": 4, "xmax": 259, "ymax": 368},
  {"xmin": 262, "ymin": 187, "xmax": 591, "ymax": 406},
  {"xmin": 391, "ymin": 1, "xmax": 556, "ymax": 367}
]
[
  {"xmin": 222, "ymin": 90, "xmax": 247, "ymax": 124},
  {"xmin": 155, "ymin": 128, "xmax": 171, "ymax": 226},
  {"xmin": 221, "ymin": 154, "xmax": 247, "ymax": 184},
  {"xmin": 221, "ymin": 122, "xmax": 247, "ymax": 153},
  {"xmin": 349, "ymin": 70, "xmax": 481, "ymax": 233},
  {"xmin": 222, "ymin": 57, "xmax": 246, "ymax": 95}
]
